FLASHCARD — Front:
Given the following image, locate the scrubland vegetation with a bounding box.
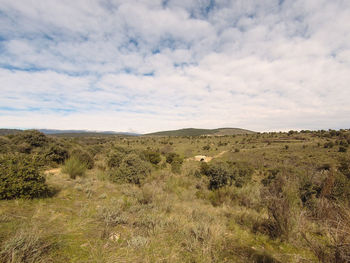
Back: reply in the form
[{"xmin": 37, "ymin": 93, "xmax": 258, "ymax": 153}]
[{"xmin": 1, "ymin": 129, "xmax": 350, "ymax": 262}]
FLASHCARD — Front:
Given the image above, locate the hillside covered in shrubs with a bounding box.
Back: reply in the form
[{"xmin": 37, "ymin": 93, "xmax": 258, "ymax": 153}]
[{"xmin": 0, "ymin": 129, "xmax": 350, "ymax": 262}]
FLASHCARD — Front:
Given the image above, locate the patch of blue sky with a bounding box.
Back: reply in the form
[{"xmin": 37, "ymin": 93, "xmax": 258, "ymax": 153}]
[
  {"xmin": 204, "ymin": 0, "xmax": 215, "ymax": 16},
  {"xmin": 50, "ymin": 108, "xmax": 77, "ymax": 114},
  {"xmin": 1, "ymin": 64, "xmax": 47, "ymax": 72},
  {"xmin": 151, "ymin": 48, "xmax": 160, "ymax": 54},
  {"xmin": 173, "ymin": 61, "xmax": 198, "ymax": 68},
  {"xmin": 123, "ymin": 108, "xmax": 158, "ymax": 115},
  {"xmin": 158, "ymin": 36, "xmax": 191, "ymax": 51},
  {"xmin": 162, "ymin": 0, "xmax": 170, "ymax": 8},
  {"xmin": 0, "ymin": 106, "xmax": 41, "ymax": 112},
  {"xmin": 143, "ymin": 71, "xmax": 154, "ymax": 77}
]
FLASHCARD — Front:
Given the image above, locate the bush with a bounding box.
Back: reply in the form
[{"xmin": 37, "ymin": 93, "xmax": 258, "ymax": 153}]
[
  {"xmin": 339, "ymin": 157, "xmax": 350, "ymax": 179},
  {"xmin": 203, "ymin": 162, "xmax": 233, "ymax": 190},
  {"xmin": 260, "ymin": 175, "xmax": 299, "ymax": 240},
  {"xmin": 165, "ymin": 152, "xmax": 183, "ymax": 173},
  {"xmin": 0, "ymin": 137, "xmax": 10, "ymax": 153},
  {"xmin": 62, "ymin": 156, "xmax": 87, "ymax": 179},
  {"xmin": 0, "ymin": 154, "xmax": 49, "ymax": 199},
  {"xmin": 45, "ymin": 144, "xmax": 68, "ymax": 164},
  {"xmin": 202, "ymin": 161, "xmax": 254, "ymax": 190},
  {"xmin": 339, "ymin": 146, "xmax": 347, "ymax": 152},
  {"xmin": 142, "ymin": 149, "xmax": 161, "ymax": 165},
  {"xmin": 110, "ymin": 153, "xmax": 151, "ymax": 184},
  {"xmin": 107, "ymin": 150, "xmax": 125, "ymax": 168},
  {"xmin": 70, "ymin": 148, "xmax": 94, "ymax": 169},
  {"xmin": 202, "ymin": 145, "xmax": 210, "ymax": 151},
  {"xmin": 171, "ymin": 156, "xmax": 183, "ymax": 174},
  {"xmin": 165, "ymin": 152, "xmax": 178, "ymax": 164},
  {"xmin": 12, "ymin": 130, "xmax": 48, "ymax": 148},
  {"xmin": 327, "ymin": 172, "xmax": 350, "ymax": 203},
  {"xmin": 324, "ymin": 141, "xmax": 334, "ymax": 148}
]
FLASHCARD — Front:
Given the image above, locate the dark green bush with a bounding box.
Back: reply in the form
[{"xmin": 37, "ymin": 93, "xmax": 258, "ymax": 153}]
[
  {"xmin": 70, "ymin": 148, "xmax": 94, "ymax": 169},
  {"xmin": 261, "ymin": 169, "xmax": 280, "ymax": 186},
  {"xmin": 339, "ymin": 146, "xmax": 347, "ymax": 152},
  {"xmin": 110, "ymin": 153, "xmax": 151, "ymax": 184},
  {"xmin": 16, "ymin": 142, "xmax": 32, "ymax": 154},
  {"xmin": 324, "ymin": 141, "xmax": 334, "ymax": 148},
  {"xmin": 12, "ymin": 130, "xmax": 48, "ymax": 148},
  {"xmin": 299, "ymin": 180, "xmax": 319, "ymax": 206},
  {"xmin": 0, "ymin": 137, "xmax": 10, "ymax": 153},
  {"xmin": 203, "ymin": 162, "xmax": 234, "ymax": 190},
  {"xmin": 328, "ymin": 172, "xmax": 350, "ymax": 203},
  {"xmin": 165, "ymin": 152, "xmax": 184, "ymax": 173},
  {"xmin": 142, "ymin": 149, "xmax": 161, "ymax": 165},
  {"xmin": 165, "ymin": 152, "xmax": 178, "ymax": 164},
  {"xmin": 202, "ymin": 145, "xmax": 210, "ymax": 151},
  {"xmin": 45, "ymin": 144, "xmax": 68, "ymax": 164},
  {"xmin": 202, "ymin": 161, "xmax": 254, "ymax": 190},
  {"xmin": 107, "ymin": 150, "xmax": 125, "ymax": 168},
  {"xmin": 339, "ymin": 157, "xmax": 350, "ymax": 179},
  {"xmin": 0, "ymin": 154, "xmax": 49, "ymax": 199}
]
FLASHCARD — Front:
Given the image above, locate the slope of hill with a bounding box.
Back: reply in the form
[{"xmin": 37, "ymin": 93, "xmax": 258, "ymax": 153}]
[
  {"xmin": 38, "ymin": 129, "xmax": 140, "ymax": 136},
  {"xmin": 0, "ymin": 129, "xmax": 23, "ymax": 135},
  {"xmin": 145, "ymin": 127, "xmax": 255, "ymax": 136},
  {"xmin": 0, "ymin": 129, "xmax": 139, "ymax": 137}
]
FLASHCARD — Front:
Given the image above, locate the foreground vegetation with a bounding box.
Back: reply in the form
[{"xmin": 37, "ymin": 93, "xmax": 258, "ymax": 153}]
[{"xmin": 0, "ymin": 129, "xmax": 350, "ymax": 262}]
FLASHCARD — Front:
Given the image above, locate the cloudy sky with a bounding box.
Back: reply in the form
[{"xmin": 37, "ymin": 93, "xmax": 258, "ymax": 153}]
[{"xmin": 0, "ymin": 0, "xmax": 349, "ymax": 133}]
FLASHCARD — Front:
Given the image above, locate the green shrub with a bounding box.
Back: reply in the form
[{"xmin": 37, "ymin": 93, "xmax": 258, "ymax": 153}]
[
  {"xmin": 62, "ymin": 156, "xmax": 87, "ymax": 179},
  {"xmin": 12, "ymin": 130, "xmax": 48, "ymax": 148},
  {"xmin": 202, "ymin": 161, "xmax": 254, "ymax": 190},
  {"xmin": 324, "ymin": 141, "xmax": 334, "ymax": 148},
  {"xmin": 171, "ymin": 157, "xmax": 183, "ymax": 174},
  {"xmin": 339, "ymin": 146, "xmax": 347, "ymax": 152},
  {"xmin": 339, "ymin": 157, "xmax": 350, "ymax": 179},
  {"xmin": 0, "ymin": 137, "xmax": 10, "ymax": 153},
  {"xmin": 329, "ymin": 172, "xmax": 350, "ymax": 203},
  {"xmin": 142, "ymin": 149, "xmax": 161, "ymax": 165},
  {"xmin": 165, "ymin": 152, "xmax": 183, "ymax": 173},
  {"xmin": 260, "ymin": 175, "xmax": 300, "ymax": 240},
  {"xmin": 70, "ymin": 148, "xmax": 94, "ymax": 169},
  {"xmin": 203, "ymin": 162, "xmax": 233, "ymax": 190},
  {"xmin": 45, "ymin": 144, "xmax": 68, "ymax": 164},
  {"xmin": 202, "ymin": 145, "xmax": 210, "ymax": 151},
  {"xmin": 0, "ymin": 154, "xmax": 49, "ymax": 199},
  {"xmin": 110, "ymin": 153, "xmax": 151, "ymax": 184},
  {"xmin": 165, "ymin": 152, "xmax": 178, "ymax": 164},
  {"xmin": 107, "ymin": 150, "xmax": 125, "ymax": 168}
]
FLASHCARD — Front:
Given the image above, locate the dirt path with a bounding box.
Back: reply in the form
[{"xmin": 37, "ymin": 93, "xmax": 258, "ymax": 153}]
[
  {"xmin": 44, "ymin": 168, "xmax": 61, "ymax": 175},
  {"xmin": 187, "ymin": 150, "xmax": 228, "ymax": 162},
  {"xmin": 213, "ymin": 150, "xmax": 228, "ymax": 158}
]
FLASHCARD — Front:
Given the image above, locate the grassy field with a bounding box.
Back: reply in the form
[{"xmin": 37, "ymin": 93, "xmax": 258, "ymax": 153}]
[{"xmin": 0, "ymin": 129, "xmax": 350, "ymax": 262}]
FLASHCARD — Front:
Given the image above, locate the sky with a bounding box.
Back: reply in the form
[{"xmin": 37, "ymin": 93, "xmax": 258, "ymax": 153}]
[{"xmin": 0, "ymin": 0, "xmax": 350, "ymax": 133}]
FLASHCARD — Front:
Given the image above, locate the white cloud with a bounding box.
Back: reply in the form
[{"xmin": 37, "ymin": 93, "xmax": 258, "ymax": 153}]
[{"xmin": 0, "ymin": 0, "xmax": 349, "ymax": 133}]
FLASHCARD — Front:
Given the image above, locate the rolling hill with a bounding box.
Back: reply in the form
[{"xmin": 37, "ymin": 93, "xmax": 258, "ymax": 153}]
[{"xmin": 144, "ymin": 127, "xmax": 255, "ymax": 136}]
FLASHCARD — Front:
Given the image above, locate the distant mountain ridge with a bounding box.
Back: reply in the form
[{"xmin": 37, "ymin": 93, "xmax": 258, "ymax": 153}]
[
  {"xmin": 0, "ymin": 128, "xmax": 139, "ymax": 136},
  {"xmin": 145, "ymin": 128, "xmax": 255, "ymax": 136},
  {"xmin": 1, "ymin": 128, "xmax": 255, "ymax": 137},
  {"xmin": 38, "ymin": 129, "xmax": 139, "ymax": 136}
]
